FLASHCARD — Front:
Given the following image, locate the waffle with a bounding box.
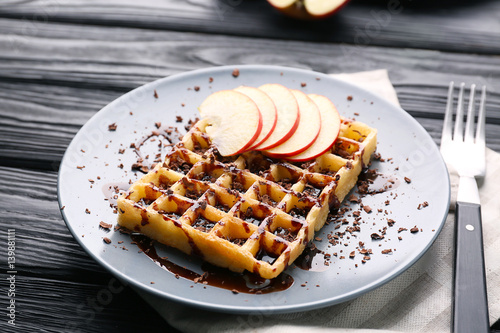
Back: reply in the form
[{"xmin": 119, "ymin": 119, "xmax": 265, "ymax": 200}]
[{"xmin": 117, "ymin": 117, "xmax": 377, "ymax": 279}]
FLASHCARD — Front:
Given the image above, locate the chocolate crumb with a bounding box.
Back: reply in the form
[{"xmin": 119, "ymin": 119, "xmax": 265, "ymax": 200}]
[
  {"xmin": 194, "ymin": 86, "xmax": 200, "ymax": 92},
  {"xmin": 348, "ymin": 194, "xmax": 360, "ymax": 203},
  {"xmin": 154, "ymin": 90, "xmax": 158, "ymax": 98},
  {"xmin": 209, "ymin": 77, "xmax": 213, "ymax": 83},
  {"xmin": 99, "ymin": 221, "xmax": 112, "ymax": 229},
  {"xmin": 347, "ymin": 95, "xmax": 353, "ymax": 101},
  {"xmin": 232, "ymin": 68, "xmax": 240, "ymax": 77},
  {"xmin": 301, "ymin": 82, "xmax": 307, "ymax": 87},
  {"xmin": 85, "ymin": 208, "xmax": 91, "ymax": 214},
  {"xmin": 176, "ymin": 115, "xmax": 183, "ymax": 123}
]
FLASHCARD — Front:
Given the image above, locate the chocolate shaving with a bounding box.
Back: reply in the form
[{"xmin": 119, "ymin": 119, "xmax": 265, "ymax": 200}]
[{"xmin": 99, "ymin": 221, "xmax": 112, "ymax": 229}]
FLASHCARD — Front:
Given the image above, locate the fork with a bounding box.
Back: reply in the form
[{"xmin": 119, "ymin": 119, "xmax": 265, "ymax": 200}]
[{"xmin": 440, "ymin": 82, "xmax": 489, "ymax": 333}]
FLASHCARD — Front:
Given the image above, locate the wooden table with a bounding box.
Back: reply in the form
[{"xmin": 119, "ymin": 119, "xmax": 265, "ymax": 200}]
[{"xmin": 1, "ymin": 1, "xmax": 499, "ymax": 332}]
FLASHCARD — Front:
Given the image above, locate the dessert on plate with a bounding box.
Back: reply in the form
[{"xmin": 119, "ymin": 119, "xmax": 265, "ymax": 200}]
[{"xmin": 117, "ymin": 84, "xmax": 377, "ymax": 279}]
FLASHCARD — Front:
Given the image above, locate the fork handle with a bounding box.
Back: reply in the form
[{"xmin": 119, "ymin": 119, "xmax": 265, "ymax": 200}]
[{"xmin": 453, "ymin": 201, "xmax": 490, "ymax": 333}]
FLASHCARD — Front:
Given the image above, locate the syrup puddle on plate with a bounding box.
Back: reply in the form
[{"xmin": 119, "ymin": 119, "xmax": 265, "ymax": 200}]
[
  {"xmin": 130, "ymin": 234, "xmax": 294, "ymax": 294},
  {"xmin": 294, "ymin": 244, "xmax": 330, "ymax": 272}
]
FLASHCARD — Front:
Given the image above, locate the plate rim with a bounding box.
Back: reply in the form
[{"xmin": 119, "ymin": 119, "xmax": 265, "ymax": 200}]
[{"xmin": 57, "ymin": 64, "xmax": 451, "ymax": 314}]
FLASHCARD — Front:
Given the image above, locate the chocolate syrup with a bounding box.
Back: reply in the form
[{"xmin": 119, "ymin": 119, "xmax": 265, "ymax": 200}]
[
  {"xmin": 358, "ymin": 171, "xmax": 400, "ymax": 194},
  {"xmin": 131, "ymin": 235, "xmax": 294, "ymax": 294},
  {"xmin": 294, "ymin": 244, "xmax": 330, "ymax": 272}
]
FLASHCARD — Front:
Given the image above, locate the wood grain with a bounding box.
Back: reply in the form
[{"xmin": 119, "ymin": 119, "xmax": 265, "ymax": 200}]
[
  {"xmin": 0, "ymin": 166, "xmax": 176, "ymax": 332},
  {"xmin": 0, "ymin": 19, "xmax": 499, "ymax": 170},
  {"xmin": 0, "ymin": 0, "xmax": 499, "ymax": 54}
]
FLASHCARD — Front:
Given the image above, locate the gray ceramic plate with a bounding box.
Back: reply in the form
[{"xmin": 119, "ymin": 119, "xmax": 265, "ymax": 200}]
[{"xmin": 58, "ymin": 65, "xmax": 450, "ymax": 314}]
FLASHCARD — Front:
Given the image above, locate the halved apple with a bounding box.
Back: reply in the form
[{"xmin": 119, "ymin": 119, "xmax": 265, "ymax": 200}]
[
  {"xmin": 285, "ymin": 94, "xmax": 341, "ymax": 162},
  {"xmin": 267, "ymin": 0, "xmax": 350, "ymax": 20},
  {"xmin": 198, "ymin": 90, "xmax": 262, "ymax": 156},
  {"xmin": 254, "ymin": 84, "xmax": 300, "ymax": 151},
  {"xmin": 264, "ymin": 89, "xmax": 321, "ymax": 158},
  {"xmin": 234, "ymin": 86, "xmax": 277, "ymax": 151}
]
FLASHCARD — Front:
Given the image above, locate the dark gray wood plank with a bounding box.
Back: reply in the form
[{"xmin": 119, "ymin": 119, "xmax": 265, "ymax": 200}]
[
  {"xmin": 1, "ymin": 19, "xmax": 499, "ymax": 170},
  {"xmin": 0, "ymin": 0, "xmax": 499, "ymax": 54},
  {"xmin": 0, "ymin": 275, "xmax": 171, "ymax": 333},
  {"xmin": 0, "ymin": 166, "xmax": 175, "ymax": 332}
]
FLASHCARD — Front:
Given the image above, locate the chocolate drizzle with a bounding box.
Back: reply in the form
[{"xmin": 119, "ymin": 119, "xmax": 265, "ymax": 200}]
[{"xmin": 131, "ymin": 234, "xmax": 293, "ymax": 294}]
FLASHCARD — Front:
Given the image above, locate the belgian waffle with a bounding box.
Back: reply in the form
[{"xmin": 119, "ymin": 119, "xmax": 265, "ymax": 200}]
[{"xmin": 117, "ymin": 117, "xmax": 377, "ymax": 279}]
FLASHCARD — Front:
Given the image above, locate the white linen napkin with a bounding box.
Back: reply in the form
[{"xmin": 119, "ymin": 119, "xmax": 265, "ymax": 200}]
[{"xmin": 137, "ymin": 70, "xmax": 500, "ymax": 333}]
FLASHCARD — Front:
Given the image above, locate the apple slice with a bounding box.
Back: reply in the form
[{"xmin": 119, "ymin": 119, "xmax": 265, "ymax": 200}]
[
  {"xmin": 285, "ymin": 94, "xmax": 341, "ymax": 162},
  {"xmin": 198, "ymin": 90, "xmax": 262, "ymax": 156},
  {"xmin": 254, "ymin": 84, "xmax": 299, "ymax": 150},
  {"xmin": 234, "ymin": 86, "xmax": 277, "ymax": 151},
  {"xmin": 267, "ymin": 0, "xmax": 350, "ymax": 20},
  {"xmin": 264, "ymin": 89, "xmax": 321, "ymax": 158},
  {"xmin": 304, "ymin": 0, "xmax": 350, "ymax": 18}
]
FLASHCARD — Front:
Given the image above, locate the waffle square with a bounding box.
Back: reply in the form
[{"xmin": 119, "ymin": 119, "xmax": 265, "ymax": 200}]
[{"xmin": 117, "ymin": 118, "xmax": 377, "ymax": 279}]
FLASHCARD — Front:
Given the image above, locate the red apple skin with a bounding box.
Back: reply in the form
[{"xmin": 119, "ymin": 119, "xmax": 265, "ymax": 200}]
[
  {"xmin": 263, "ymin": 90, "xmax": 321, "ymax": 158},
  {"xmin": 233, "ymin": 114, "xmax": 263, "ymax": 155},
  {"xmin": 255, "ymin": 84, "xmax": 300, "ymax": 151},
  {"xmin": 267, "ymin": 0, "xmax": 351, "ymax": 20},
  {"xmin": 285, "ymin": 94, "xmax": 341, "ymax": 162},
  {"xmin": 263, "ymin": 109, "xmax": 299, "ymax": 150},
  {"xmin": 234, "ymin": 86, "xmax": 278, "ymax": 152},
  {"xmin": 199, "ymin": 90, "xmax": 263, "ymax": 156}
]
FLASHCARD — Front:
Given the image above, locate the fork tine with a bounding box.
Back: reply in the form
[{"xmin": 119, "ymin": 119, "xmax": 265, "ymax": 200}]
[
  {"xmin": 453, "ymin": 82, "xmax": 466, "ymax": 142},
  {"xmin": 464, "ymin": 84, "xmax": 476, "ymax": 143},
  {"xmin": 441, "ymin": 81, "xmax": 455, "ymax": 143},
  {"xmin": 476, "ymin": 85, "xmax": 487, "ymax": 146}
]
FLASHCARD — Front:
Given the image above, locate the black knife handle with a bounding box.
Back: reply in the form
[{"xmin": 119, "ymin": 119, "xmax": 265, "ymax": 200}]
[{"xmin": 452, "ymin": 201, "xmax": 490, "ymax": 333}]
